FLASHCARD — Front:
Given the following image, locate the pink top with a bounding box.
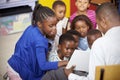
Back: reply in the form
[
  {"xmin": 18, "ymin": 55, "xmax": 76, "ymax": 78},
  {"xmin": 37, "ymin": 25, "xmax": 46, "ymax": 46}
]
[{"xmin": 70, "ymin": 10, "xmax": 96, "ymax": 29}]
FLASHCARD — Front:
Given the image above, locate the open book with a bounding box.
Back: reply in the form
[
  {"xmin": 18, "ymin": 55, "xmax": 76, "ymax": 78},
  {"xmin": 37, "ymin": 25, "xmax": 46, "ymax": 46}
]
[{"xmin": 66, "ymin": 50, "xmax": 90, "ymax": 72}]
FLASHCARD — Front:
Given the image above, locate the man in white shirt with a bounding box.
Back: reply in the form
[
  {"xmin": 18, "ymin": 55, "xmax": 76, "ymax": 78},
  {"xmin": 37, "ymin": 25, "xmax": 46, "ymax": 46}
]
[{"xmin": 64, "ymin": 2, "xmax": 120, "ymax": 80}]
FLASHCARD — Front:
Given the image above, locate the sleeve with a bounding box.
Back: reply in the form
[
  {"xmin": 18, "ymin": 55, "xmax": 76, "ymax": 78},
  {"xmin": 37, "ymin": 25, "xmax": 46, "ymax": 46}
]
[
  {"xmin": 88, "ymin": 38, "xmax": 105, "ymax": 80},
  {"xmin": 48, "ymin": 51, "xmax": 60, "ymax": 62},
  {"xmin": 36, "ymin": 47, "xmax": 58, "ymax": 70},
  {"xmin": 68, "ymin": 73, "xmax": 88, "ymax": 80}
]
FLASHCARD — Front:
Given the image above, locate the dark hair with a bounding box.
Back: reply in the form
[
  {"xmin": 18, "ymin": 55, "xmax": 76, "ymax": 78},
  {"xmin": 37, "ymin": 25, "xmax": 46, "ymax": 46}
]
[
  {"xmin": 32, "ymin": 3, "xmax": 55, "ymax": 25},
  {"xmin": 70, "ymin": 15, "xmax": 93, "ymax": 30},
  {"xmin": 52, "ymin": 0, "xmax": 66, "ymax": 9},
  {"xmin": 87, "ymin": 29, "xmax": 102, "ymax": 36},
  {"xmin": 96, "ymin": 2, "xmax": 119, "ymax": 20},
  {"xmin": 59, "ymin": 33, "xmax": 75, "ymax": 44},
  {"xmin": 66, "ymin": 30, "xmax": 81, "ymax": 37}
]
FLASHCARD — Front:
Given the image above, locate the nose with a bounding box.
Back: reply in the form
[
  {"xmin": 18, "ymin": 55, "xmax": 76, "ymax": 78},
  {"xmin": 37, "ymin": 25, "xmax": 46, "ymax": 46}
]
[
  {"xmin": 68, "ymin": 49, "xmax": 73, "ymax": 54},
  {"xmin": 52, "ymin": 26, "xmax": 57, "ymax": 34}
]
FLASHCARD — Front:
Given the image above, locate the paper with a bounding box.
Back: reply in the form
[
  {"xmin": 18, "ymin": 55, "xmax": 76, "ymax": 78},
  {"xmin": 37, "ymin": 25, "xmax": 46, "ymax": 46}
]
[{"xmin": 66, "ymin": 50, "xmax": 90, "ymax": 72}]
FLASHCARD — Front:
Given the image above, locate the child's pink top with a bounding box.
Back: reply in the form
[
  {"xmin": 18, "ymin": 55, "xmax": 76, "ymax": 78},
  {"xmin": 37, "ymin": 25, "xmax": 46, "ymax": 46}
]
[{"xmin": 70, "ymin": 10, "xmax": 96, "ymax": 29}]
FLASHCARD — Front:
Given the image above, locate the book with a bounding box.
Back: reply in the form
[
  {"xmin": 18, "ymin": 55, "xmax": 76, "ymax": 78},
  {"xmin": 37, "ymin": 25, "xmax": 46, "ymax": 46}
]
[{"xmin": 66, "ymin": 50, "xmax": 90, "ymax": 72}]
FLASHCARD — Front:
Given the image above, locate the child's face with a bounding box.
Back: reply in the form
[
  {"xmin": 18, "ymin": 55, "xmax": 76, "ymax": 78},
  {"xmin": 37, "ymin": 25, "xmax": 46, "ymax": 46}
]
[
  {"xmin": 54, "ymin": 5, "xmax": 66, "ymax": 20},
  {"xmin": 87, "ymin": 34, "xmax": 102, "ymax": 49},
  {"xmin": 75, "ymin": 0, "xmax": 90, "ymax": 12},
  {"xmin": 74, "ymin": 21, "xmax": 89, "ymax": 37},
  {"xmin": 73, "ymin": 35, "xmax": 79, "ymax": 48},
  {"xmin": 58, "ymin": 41, "xmax": 76, "ymax": 58},
  {"xmin": 40, "ymin": 16, "xmax": 58, "ymax": 37}
]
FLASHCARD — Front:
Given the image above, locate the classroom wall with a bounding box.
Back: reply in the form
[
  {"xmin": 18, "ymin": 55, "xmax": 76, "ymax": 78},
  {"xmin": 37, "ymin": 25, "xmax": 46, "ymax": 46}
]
[{"xmin": 0, "ymin": 32, "xmax": 22, "ymax": 80}]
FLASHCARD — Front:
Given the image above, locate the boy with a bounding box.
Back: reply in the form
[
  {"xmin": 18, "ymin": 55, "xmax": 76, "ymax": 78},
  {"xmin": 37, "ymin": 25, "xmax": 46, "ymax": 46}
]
[
  {"xmin": 51, "ymin": 0, "xmax": 69, "ymax": 51},
  {"xmin": 87, "ymin": 29, "xmax": 102, "ymax": 49},
  {"xmin": 48, "ymin": 33, "xmax": 76, "ymax": 62},
  {"xmin": 66, "ymin": 30, "xmax": 81, "ymax": 49},
  {"xmin": 42, "ymin": 33, "xmax": 76, "ymax": 80}
]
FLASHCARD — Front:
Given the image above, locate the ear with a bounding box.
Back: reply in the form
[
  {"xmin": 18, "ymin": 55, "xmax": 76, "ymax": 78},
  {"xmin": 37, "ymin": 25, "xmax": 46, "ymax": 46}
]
[
  {"xmin": 37, "ymin": 21, "xmax": 42, "ymax": 28},
  {"xmin": 100, "ymin": 16, "xmax": 107, "ymax": 28},
  {"xmin": 87, "ymin": 3, "xmax": 90, "ymax": 8}
]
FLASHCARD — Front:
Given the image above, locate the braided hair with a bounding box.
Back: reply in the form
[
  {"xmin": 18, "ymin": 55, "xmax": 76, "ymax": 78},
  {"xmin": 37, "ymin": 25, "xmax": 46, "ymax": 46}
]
[{"xmin": 32, "ymin": 4, "xmax": 55, "ymax": 25}]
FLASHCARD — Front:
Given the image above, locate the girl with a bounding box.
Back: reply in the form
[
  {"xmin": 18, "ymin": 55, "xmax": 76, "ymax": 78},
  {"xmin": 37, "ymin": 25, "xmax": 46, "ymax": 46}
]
[
  {"xmin": 70, "ymin": 0, "xmax": 96, "ymax": 29},
  {"xmin": 71, "ymin": 15, "xmax": 93, "ymax": 51},
  {"xmin": 7, "ymin": 4, "xmax": 68, "ymax": 80}
]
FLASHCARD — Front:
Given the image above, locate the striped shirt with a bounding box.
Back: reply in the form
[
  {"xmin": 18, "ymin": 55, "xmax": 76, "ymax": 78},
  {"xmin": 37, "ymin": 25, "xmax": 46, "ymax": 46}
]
[{"xmin": 70, "ymin": 10, "xmax": 96, "ymax": 29}]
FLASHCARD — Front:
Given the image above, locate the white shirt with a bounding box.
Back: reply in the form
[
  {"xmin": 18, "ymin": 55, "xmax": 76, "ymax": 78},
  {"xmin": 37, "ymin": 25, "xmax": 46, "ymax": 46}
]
[
  {"xmin": 48, "ymin": 50, "xmax": 69, "ymax": 62},
  {"xmin": 68, "ymin": 26, "xmax": 120, "ymax": 80},
  {"xmin": 52, "ymin": 17, "xmax": 69, "ymax": 51},
  {"xmin": 48, "ymin": 50, "xmax": 62, "ymax": 62}
]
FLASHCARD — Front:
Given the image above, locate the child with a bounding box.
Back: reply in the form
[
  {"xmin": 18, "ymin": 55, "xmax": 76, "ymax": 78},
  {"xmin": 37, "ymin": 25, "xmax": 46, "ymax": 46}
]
[
  {"xmin": 70, "ymin": 0, "xmax": 96, "ymax": 29},
  {"xmin": 71, "ymin": 15, "xmax": 93, "ymax": 51},
  {"xmin": 87, "ymin": 29, "xmax": 102, "ymax": 49},
  {"xmin": 66, "ymin": 30, "xmax": 81, "ymax": 49},
  {"xmin": 48, "ymin": 33, "xmax": 76, "ymax": 62},
  {"xmin": 51, "ymin": 0, "xmax": 69, "ymax": 51},
  {"xmin": 7, "ymin": 4, "xmax": 68, "ymax": 80}
]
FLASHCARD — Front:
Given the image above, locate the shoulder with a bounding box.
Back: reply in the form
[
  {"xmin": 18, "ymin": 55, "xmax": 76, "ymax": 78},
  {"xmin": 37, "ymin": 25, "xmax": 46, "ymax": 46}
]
[
  {"xmin": 87, "ymin": 10, "xmax": 96, "ymax": 16},
  {"xmin": 70, "ymin": 12, "xmax": 77, "ymax": 18},
  {"xmin": 70, "ymin": 12, "xmax": 77, "ymax": 21},
  {"xmin": 48, "ymin": 51, "xmax": 59, "ymax": 61},
  {"xmin": 91, "ymin": 37, "xmax": 104, "ymax": 49},
  {"xmin": 87, "ymin": 10, "xmax": 95, "ymax": 13}
]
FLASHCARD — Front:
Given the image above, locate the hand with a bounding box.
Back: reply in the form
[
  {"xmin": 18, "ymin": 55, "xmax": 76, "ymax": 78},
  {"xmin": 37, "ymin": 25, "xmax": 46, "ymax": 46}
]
[
  {"xmin": 58, "ymin": 60, "xmax": 68, "ymax": 67},
  {"xmin": 64, "ymin": 66, "xmax": 75, "ymax": 77}
]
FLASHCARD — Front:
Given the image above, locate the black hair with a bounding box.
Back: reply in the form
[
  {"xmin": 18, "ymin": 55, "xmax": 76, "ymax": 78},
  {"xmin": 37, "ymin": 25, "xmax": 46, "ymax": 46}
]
[
  {"xmin": 52, "ymin": 0, "xmax": 66, "ymax": 9},
  {"xmin": 87, "ymin": 29, "xmax": 102, "ymax": 36},
  {"xmin": 59, "ymin": 33, "xmax": 75, "ymax": 44},
  {"xmin": 70, "ymin": 15, "xmax": 93, "ymax": 30},
  {"xmin": 66, "ymin": 30, "xmax": 81, "ymax": 37},
  {"xmin": 96, "ymin": 2, "xmax": 119, "ymax": 20},
  {"xmin": 32, "ymin": 3, "xmax": 55, "ymax": 25}
]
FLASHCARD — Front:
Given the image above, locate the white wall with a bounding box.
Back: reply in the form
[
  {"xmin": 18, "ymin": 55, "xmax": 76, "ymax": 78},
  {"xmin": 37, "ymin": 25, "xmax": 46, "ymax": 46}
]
[{"xmin": 0, "ymin": 32, "xmax": 22, "ymax": 80}]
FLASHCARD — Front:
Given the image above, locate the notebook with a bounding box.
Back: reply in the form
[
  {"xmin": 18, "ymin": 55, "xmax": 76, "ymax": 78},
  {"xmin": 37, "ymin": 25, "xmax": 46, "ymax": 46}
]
[{"xmin": 66, "ymin": 50, "xmax": 90, "ymax": 72}]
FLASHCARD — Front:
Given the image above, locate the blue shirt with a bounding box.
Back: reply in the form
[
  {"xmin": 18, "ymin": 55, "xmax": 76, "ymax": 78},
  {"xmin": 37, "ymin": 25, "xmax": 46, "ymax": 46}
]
[
  {"xmin": 8, "ymin": 25, "xmax": 58, "ymax": 80},
  {"xmin": 78, "ymin": 37, "xmax": 89, "ymax": 51}
]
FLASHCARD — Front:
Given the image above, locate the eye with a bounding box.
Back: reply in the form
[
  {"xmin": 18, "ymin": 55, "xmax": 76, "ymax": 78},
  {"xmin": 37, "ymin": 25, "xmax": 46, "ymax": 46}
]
[{"xmin": 49, "ymin": 25, "xmax": 53, "ymax": 28}]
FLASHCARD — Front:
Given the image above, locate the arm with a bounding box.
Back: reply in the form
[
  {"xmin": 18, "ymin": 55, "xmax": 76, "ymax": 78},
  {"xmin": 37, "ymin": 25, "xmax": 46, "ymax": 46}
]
[
  {"xmin": 36, "ymin": 47, "xmax": 68, "ymax": 70},
  {"xmin": 64, "ymin": 38, "xmax": 105, "ymax": 80}
]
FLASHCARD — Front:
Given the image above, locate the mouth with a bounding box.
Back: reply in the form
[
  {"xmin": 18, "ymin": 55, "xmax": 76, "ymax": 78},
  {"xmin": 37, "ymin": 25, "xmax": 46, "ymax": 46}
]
[{"xmin": 65, "ymin": 54, "xmax": 71, "ymax": 58}]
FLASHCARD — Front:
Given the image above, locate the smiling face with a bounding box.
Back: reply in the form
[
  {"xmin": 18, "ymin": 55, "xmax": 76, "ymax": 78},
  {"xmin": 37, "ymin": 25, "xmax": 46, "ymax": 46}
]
[
  {"xmin": 75, "ymin": 0, "xmax": 90, "ymax": 12},
  {"xmin": 39, "ymin": 16, "xmax": 58, "ymax": 37},
  {"xmin": 74, "ymin": 20, "xmax": 89, "ymax": 37},
  {"xmin": 54, "ymin": 5, "xmax": 66, "ymax": 20},
  {"xmin": 58, "ymin": 40, "xmax": 76, "ymax": 59}
]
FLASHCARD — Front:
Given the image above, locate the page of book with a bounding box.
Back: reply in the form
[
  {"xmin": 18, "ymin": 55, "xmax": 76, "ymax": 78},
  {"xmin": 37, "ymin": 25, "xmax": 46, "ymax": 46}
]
[{"xmin": 66, "ymin": 50, "xmax": 90, "ymax": 72}]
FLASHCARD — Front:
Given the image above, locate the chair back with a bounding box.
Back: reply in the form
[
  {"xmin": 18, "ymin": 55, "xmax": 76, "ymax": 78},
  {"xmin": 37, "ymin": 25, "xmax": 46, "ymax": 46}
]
[{"xmin": 95, "ymin": 65, "xmax": 120, "ymax": 80}]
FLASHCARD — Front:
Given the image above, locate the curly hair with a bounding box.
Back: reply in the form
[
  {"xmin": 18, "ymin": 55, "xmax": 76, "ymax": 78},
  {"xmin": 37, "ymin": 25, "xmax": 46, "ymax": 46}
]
[{"xmin": 70, "ymin": 15, "xmax": 93, "ymax": 30}]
